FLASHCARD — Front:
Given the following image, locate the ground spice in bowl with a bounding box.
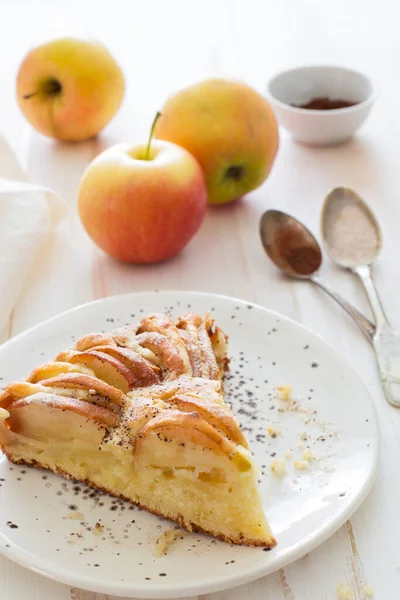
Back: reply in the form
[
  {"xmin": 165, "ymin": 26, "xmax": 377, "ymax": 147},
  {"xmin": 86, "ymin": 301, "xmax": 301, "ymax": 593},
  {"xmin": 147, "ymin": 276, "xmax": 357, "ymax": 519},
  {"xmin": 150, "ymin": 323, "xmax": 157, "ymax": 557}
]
[{"xmin": 291, "ymin": 97, "xmax": 359, "ymax": 110}]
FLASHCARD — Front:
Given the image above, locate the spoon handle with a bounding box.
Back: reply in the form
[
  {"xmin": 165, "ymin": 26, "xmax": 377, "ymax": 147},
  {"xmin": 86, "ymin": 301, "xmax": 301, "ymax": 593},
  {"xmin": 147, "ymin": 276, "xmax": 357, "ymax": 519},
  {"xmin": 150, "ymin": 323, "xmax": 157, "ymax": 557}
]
[
  {"xmin": 310, "ymin": 275, "xmax": 375, "ymax": 341},
  {"xmin": 354, "ymin": 264, "xmax": 389, "ymax": 330},
  {"xmin": 354, "ymin": 264, "xmax": 400, "ymax": 408}
]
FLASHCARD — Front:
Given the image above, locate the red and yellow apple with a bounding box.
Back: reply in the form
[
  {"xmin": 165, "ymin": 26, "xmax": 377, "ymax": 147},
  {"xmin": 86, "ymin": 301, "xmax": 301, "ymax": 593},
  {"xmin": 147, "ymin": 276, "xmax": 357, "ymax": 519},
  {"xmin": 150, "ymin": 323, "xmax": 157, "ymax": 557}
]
[
  {"xmin": 78, "ymin": 119, "xmax": 207, "ymax": 263},
  {"xmin": 16, "ymin": 37, "xmax": 125, "ymax": 142},
  {"xmin": 155, "ymin": 77, "xmax": 279, "ymax": 205}
]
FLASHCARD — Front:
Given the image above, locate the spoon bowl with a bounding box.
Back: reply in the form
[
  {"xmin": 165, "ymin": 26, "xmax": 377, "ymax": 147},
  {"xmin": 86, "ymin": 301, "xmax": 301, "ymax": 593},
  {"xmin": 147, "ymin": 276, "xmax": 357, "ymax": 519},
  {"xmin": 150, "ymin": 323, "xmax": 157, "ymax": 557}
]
[
  {"xmin": 260, "ymin": 210, "xmax": 322, "ymax": 278},
  {"xmin": 321, "ymin": 187, "xmax": 382, "ymax": 268},
  {"xmin": 259, "ymin": 209, "xmax": 375, "ymax": 341}
]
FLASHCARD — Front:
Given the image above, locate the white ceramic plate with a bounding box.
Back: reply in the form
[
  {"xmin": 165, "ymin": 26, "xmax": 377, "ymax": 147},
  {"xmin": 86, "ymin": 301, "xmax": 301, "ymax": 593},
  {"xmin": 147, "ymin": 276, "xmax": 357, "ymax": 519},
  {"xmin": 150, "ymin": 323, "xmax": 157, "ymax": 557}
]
[{"xmin": 0, "ymin": 291, "xmax": 379, "ymax": 598}]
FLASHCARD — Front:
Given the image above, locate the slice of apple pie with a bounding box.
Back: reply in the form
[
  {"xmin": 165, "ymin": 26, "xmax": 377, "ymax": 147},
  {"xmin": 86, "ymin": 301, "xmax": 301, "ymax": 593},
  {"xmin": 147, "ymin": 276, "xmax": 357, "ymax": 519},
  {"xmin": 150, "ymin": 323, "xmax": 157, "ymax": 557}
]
[{"xmin": 0, "ymin": 312, "xmax": 275, "ymax": 547}]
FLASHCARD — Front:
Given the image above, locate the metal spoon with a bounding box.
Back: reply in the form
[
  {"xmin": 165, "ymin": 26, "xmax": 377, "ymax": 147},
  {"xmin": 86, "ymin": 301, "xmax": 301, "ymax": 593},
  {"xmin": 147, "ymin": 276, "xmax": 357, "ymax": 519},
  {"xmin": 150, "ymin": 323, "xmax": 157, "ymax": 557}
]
[
  {"xmin": 260, "ymin": 210, "xmax": 375, "ymax": 340},
  {"xmin": 322, "ymin": 186, "xmax": 400, "ymax": 408}
]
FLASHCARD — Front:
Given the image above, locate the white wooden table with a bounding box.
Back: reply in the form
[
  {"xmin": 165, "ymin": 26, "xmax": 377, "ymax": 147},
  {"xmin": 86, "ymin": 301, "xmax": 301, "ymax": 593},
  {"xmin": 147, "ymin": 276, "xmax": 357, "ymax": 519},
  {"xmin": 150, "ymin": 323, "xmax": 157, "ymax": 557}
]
[{"xmin": 1, "ymin": 1, "xmax": 400, "ymax": 598}]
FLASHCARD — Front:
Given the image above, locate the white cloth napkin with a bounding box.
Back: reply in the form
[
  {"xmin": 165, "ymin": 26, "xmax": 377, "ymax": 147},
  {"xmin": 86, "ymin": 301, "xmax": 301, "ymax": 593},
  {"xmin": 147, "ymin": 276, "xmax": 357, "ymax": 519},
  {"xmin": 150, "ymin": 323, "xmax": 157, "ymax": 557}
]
[{"xmin": 0, "ymin": 136, "xmax": 67, "ymax": 335}]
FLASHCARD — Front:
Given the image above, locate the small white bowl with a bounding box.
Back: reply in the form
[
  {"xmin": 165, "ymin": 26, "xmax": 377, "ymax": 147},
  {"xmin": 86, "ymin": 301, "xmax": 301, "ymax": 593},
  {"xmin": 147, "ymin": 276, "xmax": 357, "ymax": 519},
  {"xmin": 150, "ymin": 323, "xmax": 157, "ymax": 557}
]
[{"xmin": 267, "ymin": 65, "xmax": 376, "ymax": 146}]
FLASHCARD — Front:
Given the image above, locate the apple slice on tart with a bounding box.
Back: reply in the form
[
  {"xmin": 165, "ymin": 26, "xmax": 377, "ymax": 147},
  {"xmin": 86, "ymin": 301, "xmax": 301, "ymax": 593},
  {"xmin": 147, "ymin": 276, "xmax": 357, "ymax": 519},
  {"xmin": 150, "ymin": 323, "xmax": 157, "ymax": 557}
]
[{"xmin": 0, "ymin": 312, "xmax": 276, "ymax": 548}]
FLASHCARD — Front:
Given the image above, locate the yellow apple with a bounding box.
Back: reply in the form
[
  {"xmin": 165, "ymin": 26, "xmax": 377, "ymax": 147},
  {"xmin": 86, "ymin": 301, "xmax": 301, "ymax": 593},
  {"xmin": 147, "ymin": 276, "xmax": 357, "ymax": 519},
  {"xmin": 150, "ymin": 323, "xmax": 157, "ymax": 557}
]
[
  {"xmin": 78, "ymin": 120, "xmax": 207, "ymax": 263},
  {"xmin": 155, "ymin": 77, "xmax": 279, "ymax": 205},
  {"xmin": 16, "ymin": 37, "xmax": 125, "ymax": 142}
]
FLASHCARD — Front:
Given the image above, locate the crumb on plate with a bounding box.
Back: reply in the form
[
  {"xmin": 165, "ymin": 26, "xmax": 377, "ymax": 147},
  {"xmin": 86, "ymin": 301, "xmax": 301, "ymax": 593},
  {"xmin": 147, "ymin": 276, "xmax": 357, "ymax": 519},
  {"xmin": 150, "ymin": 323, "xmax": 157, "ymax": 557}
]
[
  {"xmin": 267, "ymin": 426, "xmax": 279, "ymax": 438},
  {"xmin": 92, "ymin": 521, "xmax": 104, "ymax": 536},
  {"xmin": 337, "ymin": 583, "xmax": 352, "ymax": 599},
  {"xmin": 321, "ymin": 465, "xmax": 336, "ymax": 473},
  {"xmin": 363, "ymin": 585, "xmax": 373, "ymax": 597},
  {"xmin": 277, "ymin": 385, "xmax": 293, "ymax": 401},
  {"xmin": 293, "ymin": 460, "xmax": 308, "ymax": 471},
  {"xmin": 67, "ymin": 512, "xmax": 84, "ymax": 521},
  {"xmin": 302, "ymin": 450, "xmax": 314, "ymax": 462},
  {"xmin": 270, "ymin": 457, "xmax": 286, "ymax": 475},
  {"xmin": 155, "ymin": 527, "xmax": 181, "ymax": 557}
]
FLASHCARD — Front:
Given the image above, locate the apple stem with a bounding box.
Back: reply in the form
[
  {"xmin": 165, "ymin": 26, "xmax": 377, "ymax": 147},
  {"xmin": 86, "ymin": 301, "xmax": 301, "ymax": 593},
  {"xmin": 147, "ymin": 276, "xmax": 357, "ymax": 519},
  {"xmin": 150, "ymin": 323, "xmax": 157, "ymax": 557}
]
[
  {"xmin": 23, "ymin": 90, "xmax": 40, "ymax": 100},
  {"xmin": 22, "ymin": 79, "xmax": 62, "ymax": 101},
  {"xmin": 145, "ymin": 111, "xmax": 162, "ymax": 161}
]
